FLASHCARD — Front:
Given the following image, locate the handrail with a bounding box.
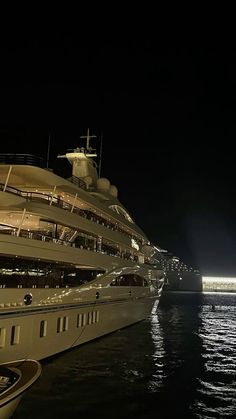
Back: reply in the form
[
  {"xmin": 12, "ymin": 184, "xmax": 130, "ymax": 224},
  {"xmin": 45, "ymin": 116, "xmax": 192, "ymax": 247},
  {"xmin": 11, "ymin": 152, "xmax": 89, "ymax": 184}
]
[
  {"xmin": 0, "ymin": 154, "xmax": 45, "ymax": 167},
  {"xmin": 0, "ymin": 226, "xmax": 139, "ymax": 263},
  {"xmin": 0, "ymin": 183, "xmax": 92, "ymax": 218},
  {"xmin": 68, "ymin": 175, "xmax": 86, "ymax": 190},
  {"xmin": 0, "ymin": 182, "xmax": 143, "ymax": 247}
]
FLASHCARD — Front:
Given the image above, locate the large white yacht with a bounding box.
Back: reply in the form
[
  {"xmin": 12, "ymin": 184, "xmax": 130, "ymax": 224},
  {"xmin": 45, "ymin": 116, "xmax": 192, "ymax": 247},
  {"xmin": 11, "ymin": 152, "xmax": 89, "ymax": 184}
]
[{"xmin": 0, "ymin": 130, "xmax": 164, "ymax": 363}]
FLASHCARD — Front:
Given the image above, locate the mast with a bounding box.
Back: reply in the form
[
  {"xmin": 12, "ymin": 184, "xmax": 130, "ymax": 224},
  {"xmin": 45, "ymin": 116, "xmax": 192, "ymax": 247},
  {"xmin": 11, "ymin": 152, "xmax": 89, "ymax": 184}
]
[
  {"xmin": 57, "ymin": 129, "xmax": 98, "ymax": 185},
  {"xmin": 80, "ymin": 128, "xmax": 96, "ymax": 151},
  {"xmin": 98, "ymin": 132, "xmax": 103, "ymax": 178},
  {"xmin": 46, "ymin": 134, "xmax": 51, "ymax": 168}
]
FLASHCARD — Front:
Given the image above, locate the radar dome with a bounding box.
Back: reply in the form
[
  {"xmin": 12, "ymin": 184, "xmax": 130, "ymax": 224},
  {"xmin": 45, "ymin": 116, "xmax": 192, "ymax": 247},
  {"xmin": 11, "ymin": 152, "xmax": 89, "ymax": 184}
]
[
  {"xmin": 84, "ymin": 176, "xmax": 93, "ymax": 187},
  {"xmin": 109, "ymin": 185, "xmax": 118, "ymax": 198},
  {"xmin": 97, "ymin": 178, "xmax": 111, "ymax": 192}
]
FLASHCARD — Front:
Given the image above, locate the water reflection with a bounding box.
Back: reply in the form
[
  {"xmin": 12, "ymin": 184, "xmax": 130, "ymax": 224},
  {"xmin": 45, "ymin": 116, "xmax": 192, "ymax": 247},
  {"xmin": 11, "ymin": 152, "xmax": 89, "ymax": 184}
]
[
  {"xmin": 153, "ymin": 302, "xmax": 204, "ymax": 418},
  {"xmin": 193, "ymin": 304, "xmax": 236, "ymax": 418},
  {"xmin": 15, "ymin": 294, "xmax": 236, "ymax": 419},
  {"xmin": 148, "ymin": 314, "xmax": 165, "ymax": 392}
]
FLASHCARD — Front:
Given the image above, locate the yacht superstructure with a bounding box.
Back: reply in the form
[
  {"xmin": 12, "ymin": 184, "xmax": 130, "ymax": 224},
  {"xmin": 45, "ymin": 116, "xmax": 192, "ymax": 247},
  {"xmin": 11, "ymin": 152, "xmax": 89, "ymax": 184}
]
[{"xmin": 0, "ymin": 130, "xmax": 165, "ymax": 363}]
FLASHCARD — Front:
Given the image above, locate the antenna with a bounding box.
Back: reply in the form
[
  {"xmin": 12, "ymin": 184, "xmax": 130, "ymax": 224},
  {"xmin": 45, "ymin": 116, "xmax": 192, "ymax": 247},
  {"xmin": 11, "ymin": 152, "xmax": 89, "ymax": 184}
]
[
  {"xmin": 80, "ymin": 128, "xmax": 96, "ymax": 150},
  {"xmin": 46, "ymin": 134, "xmax": 51, "ymax": 168},
  {"xmin": 98, "ymin": 132, "xmax": 103, "ymax": 178}
]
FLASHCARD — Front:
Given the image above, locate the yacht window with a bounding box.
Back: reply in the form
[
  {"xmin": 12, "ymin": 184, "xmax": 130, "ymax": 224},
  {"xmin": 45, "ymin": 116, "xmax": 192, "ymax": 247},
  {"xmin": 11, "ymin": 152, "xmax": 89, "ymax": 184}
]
[
  {"xmin": 0, "ymin": 256, "xmax": 104, "ymax": 288},
  {"xmin": 110, "ymin": 274, "xmax": 148, "ymax": 287},
  {"xmin": 40, "ymin": 320, "xmax": 47, "ymax": 338}
]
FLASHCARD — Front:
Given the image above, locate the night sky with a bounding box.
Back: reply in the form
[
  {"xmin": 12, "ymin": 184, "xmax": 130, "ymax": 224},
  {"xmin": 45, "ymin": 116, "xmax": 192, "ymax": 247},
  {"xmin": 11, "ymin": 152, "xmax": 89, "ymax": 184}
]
[{"xmin": 1, "ymin": 37, "xmax": 236, "ymax": 275}]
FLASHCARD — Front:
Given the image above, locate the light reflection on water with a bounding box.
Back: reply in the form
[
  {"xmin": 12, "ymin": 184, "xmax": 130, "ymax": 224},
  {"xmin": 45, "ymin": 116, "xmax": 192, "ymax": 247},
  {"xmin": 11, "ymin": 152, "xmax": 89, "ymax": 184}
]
[
  {"xmin": 193, "ymin": 304, "xmax": 236, "ymax": 418},
  {"xmin": 15, "ymin": 293, "xmax": 236, "ymax": 419}
]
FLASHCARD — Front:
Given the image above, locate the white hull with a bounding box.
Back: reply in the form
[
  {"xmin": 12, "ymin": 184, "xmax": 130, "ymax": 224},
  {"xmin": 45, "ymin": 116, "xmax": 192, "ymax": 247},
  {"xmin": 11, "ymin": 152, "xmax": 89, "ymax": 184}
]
[
  {"xmin": 1, "ymin": 292, "xmax": 161, "ymax": 363},
  {"xmin": 0, "ymin": 359, "xmax": 41, "ymax": 419}
]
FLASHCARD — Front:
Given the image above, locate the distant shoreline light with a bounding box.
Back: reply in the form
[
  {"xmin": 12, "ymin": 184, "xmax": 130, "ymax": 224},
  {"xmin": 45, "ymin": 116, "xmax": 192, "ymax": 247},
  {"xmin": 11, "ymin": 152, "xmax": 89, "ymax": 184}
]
[
  {"xmin": 202, "ymin": 276, "xmax": 236, "ymax": 284},
  {"xmin": 202, "ymin": 276, "xmax": 236, "ymax": 291}
]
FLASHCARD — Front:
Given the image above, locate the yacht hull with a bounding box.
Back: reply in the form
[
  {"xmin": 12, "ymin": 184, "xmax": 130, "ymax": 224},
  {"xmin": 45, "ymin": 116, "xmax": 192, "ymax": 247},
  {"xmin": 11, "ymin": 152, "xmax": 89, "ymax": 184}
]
[{"xmin": 0, "ymin": 293, "xmax": 161, "ymax": 363}]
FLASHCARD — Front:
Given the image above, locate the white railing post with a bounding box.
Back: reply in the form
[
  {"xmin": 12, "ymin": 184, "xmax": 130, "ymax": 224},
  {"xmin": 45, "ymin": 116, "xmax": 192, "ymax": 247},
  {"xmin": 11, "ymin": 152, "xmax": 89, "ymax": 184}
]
[
  {"xmin": 17, "ymin": 208, "xmax": 26, "ymax": 237},
  {"xmin": 71, "ymin": 193, "xmax": 78, "ymax": 213},
  {"xmin": 50, "ymin": 186, "xmax": 57, "ymax": 205},
  {"xmin": 3, "ymin": 165, "xmax": 12, "ymax": 192}
]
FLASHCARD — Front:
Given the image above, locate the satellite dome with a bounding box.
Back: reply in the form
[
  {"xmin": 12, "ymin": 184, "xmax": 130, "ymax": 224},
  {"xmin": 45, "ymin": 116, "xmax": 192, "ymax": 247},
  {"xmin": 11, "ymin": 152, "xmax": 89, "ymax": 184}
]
[
  {"xmin": 97, "ymin": 178, "xmax": 111, "ymax": 192},
  {"xmin": 84, "ymin": 176, "xmax": 93, "ymax": 187},
  {"xmin": 109, "ymin": 185, "xmax": 118, "ymax": 198}
]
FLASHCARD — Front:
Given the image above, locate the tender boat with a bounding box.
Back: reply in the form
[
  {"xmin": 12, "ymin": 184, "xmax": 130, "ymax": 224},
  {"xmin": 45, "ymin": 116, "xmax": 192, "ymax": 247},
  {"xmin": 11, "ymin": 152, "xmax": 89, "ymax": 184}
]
[
  {"xmin": 0, "ymin": 129, "xmax": 165, "ymax": 363},
  {"xmin": 0, "ymin": 359, "xmax": 41, "ymax": 419}
]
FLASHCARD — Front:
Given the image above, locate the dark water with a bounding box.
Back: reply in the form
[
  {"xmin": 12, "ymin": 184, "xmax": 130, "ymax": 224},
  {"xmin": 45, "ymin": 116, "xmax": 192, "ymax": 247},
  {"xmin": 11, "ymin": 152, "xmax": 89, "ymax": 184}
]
[{"xmin": 15, "ymin": 293, "xmax": 236, "ymax": 418}]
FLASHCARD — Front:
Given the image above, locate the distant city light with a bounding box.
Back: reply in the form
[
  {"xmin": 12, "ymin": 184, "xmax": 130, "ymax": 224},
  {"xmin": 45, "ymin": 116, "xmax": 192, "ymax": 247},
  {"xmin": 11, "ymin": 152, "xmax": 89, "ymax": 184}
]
[
  {"xmin": 202, "ymin": 276, "xmax": 236, "ymax": 283},
  {"xmin": 202, "ymin": 276, "xmax": 236, "ymax": 292}
]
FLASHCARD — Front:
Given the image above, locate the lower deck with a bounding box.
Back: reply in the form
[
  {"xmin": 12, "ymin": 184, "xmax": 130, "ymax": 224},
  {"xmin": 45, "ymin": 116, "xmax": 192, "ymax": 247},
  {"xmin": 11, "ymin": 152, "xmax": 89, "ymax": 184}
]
[{"xmin": 0, "ymin": 295, "xmax": 160, "ymax": 363}]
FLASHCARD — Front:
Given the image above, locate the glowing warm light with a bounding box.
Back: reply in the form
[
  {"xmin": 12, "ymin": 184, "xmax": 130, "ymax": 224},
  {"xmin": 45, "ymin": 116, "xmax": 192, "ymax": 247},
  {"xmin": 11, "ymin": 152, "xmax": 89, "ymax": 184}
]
[
  {"xmin": 202, "ymin": 276, "xmax": 236, "ymax": 292},
  {"xmin": 131, "ymin": 238, "xmax": 139, "ymax": 251},
  {"xmin": 202, "ymin": 276, "xmax": 236, "ymax": 284}
]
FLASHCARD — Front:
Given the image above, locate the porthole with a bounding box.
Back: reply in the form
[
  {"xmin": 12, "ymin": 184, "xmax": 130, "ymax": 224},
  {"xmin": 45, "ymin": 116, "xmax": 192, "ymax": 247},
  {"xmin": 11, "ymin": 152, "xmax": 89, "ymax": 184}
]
[{"xmin": 24, "ymin": 294, "xmax": 32, "ymax": 305}]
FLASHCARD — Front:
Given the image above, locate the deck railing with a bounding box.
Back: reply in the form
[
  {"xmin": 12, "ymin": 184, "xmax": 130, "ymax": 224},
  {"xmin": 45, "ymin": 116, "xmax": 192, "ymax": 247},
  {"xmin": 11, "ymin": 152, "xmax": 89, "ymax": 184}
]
[
  {"xmin": 0, "ymin": 154, "xmax": 45, "ymax": 167},
  {"xmin": 0, "ymin": 183, "xmax": 137, "ymax": 241}
]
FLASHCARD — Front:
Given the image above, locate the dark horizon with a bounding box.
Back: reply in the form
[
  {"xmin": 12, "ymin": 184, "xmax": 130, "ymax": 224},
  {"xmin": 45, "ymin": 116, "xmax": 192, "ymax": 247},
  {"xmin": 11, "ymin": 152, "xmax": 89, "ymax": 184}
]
[{"xmin": 1, "ymin": 41, "xmax": 236, "ymax": 276}]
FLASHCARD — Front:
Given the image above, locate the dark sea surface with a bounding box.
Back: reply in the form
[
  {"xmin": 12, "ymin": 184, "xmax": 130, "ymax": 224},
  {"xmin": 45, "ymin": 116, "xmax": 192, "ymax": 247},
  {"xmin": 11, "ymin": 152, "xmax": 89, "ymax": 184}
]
[{"xmin": 14, "ymin": 293, "xmax": 236, "ymax": 419}]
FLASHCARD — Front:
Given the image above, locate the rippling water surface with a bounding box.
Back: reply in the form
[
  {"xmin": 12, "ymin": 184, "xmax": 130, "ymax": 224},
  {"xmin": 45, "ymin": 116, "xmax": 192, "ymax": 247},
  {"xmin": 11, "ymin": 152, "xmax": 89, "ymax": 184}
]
[{"xmin": 15, "ymin": 293, "xmax": 236, "ymax": 418}]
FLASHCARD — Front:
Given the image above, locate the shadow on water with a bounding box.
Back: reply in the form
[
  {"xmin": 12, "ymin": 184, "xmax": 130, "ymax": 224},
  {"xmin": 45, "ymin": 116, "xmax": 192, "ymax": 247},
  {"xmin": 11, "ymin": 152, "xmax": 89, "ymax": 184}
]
[
  {"xmin": 15, "ymin": 293, "xmax": 236, "ymax": 419},
  {"xmin": 147, "ymin": 299, "xmax": 205, "ymax": 418}
]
